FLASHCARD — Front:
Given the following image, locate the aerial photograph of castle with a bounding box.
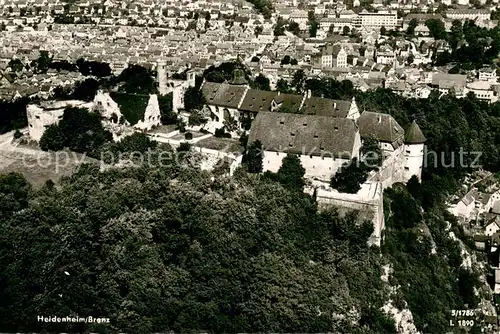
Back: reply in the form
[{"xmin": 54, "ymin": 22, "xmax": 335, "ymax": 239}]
[{"xmin": 0, "ymin": 0, "xmax": 499, "ymax": 332}]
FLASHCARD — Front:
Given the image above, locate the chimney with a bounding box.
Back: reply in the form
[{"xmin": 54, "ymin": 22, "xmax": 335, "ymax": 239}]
[
  {"xmin": 378, "ymin": 115, "xmax": 382, "ymax": 123},
  {"xmin": 277, "ymin": 91, "xmax": 281, "ymax": 96},
  {"xmin": 307, "ymin": 89, "xmax": 311, "ymax": 98}
]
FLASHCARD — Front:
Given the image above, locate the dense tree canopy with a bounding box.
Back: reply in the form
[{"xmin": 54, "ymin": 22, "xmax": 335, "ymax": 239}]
[
  {"xmin": 184, "ymin": 86, "xmax": 206, "ymax": 112},
  {"xmin": 39, "ymin": 107, "xmax": 112, "ymax": 157},
  {"xmin": 116, "ymin": 65, "xmax": 156, "ymax": 94},
  {"xmin": 0, "ymin": 147, "xmax": 392, "ymax": 332},
  {"xmin": 433, "ymin": 20, "xmax": 500, "ymax": 68},
  {"xmin": 76, "ymin": 58, "xmax": 112, "ymax": 77},
  {"xmin": 0, "ymin": 98, "xmax": 29, "ymax": 134}
]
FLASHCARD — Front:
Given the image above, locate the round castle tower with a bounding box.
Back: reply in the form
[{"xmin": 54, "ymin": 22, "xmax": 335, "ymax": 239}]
[
  {"xmin": 157, "ymin": 60, "xmax": 167, "ymax": 95},
  {"xmin": 403, "ymin": 120, "xmax": 426, "ymax": 181}
]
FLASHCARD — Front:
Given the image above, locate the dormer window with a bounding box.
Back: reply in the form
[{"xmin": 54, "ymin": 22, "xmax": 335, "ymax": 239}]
[
  {"xmin": 289, "ymin": 143, "xmax": 293, "ymax": 147},
  {"xmin": 313, "ymin": 134, "xmax": 318, "ymax": 138},
  {"xmin": 334, "ymin": 126, "xmax": 339, "ymax": 130},
  {"xmin": 290, "ymin": 132, "xmax": 295, "ymax": 136},
  {"xmin": 303, "ymin": 123, "xmax": 307, "ymax": 126},
  {"xmin": 280, "ymin": 120, "xmax": 284, "ymax": 125}
]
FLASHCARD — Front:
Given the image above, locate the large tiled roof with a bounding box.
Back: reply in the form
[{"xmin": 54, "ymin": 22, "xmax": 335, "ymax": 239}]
[
  {"xmin": 239, "ymin": 89, "xmax": 277, "ymax": 113},
  {"xmin": 357, "ymin": 111, "xmax": 404, "ymax": 145},
  {"xmin": 248, "ymin": 111, "xmax": 358, "ymax": 158},
  {"xmin": 201, "ymin": 82, "xmax": 247, "ymax": 109},
  {"xmin": 301, "ymin": 96, "xmax": 351, "ymax": 118}
]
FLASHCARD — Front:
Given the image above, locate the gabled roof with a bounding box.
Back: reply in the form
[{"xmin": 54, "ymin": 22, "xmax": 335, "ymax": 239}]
[
  {"xmin": 357, "ymin": 111, "xmax": 404, "ymax": 144},
  {"xmin": 248, "ymin": 111, "xmax": 358, "ymax": 158},
  {"xmin": 405, "ymin": 120, "xmax": 426, "ymax": 144},
  {"xmin": 301, "ymin": 96, "xmax": 351, "ymax": 118},
  {"xmin": 461, "ymin": 189, "xmax": 478, "ymax": 206},
  {"xmin": 201, "ymin": 82, "xmax": 247, "ymax": 109},
  {"xmin": 239, "ymin": 89, "xmax": 276, "ymax": 113},
  {"xmin": 273, "ymin": 93, "xmax": 303, "ymax": 113}
]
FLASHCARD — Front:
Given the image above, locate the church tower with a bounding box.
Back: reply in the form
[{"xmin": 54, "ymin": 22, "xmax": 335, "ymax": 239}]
[
  {"xmin": 157, "ymin": 60, "xmax": 167, "ymax": 95},
  {"xmin": 403, "ymin": 120, "xmax": 426, "ymax": 181}
]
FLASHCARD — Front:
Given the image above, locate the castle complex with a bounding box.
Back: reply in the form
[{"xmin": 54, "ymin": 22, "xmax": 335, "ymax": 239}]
[
  {"xmin": 157, "ymin": 67, "xmax": 426, "ymax": 246},
  {"xmin": 26, "ymin": 65, "xmax": 426, "ymax": 247}
]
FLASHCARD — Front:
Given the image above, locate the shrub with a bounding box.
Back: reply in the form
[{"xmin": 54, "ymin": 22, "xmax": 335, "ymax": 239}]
[
  {"xmin": 188, "ymin": 112, "xmax": 206, "ymax": 126},
  {"xmin": 185, "ymin": 132, "xmax": 193, "ymax": 140},
  {"xmin": 177, "ymin": 142, "xmax": 191, "ymax": 152},
  {"xmin": 13, "ymin": 129, "xmax": 23, "ymax": 139},
  {"xmin": 176, "ymin": 119, "xmax": 186, "ymax": 133},
  {"xmin": 214, "ymin": 127, "xmax": 225, "ymax": 138},
  {"xmin": 214, "ymin": 127, "xmax": 231, "ymax": 138}
]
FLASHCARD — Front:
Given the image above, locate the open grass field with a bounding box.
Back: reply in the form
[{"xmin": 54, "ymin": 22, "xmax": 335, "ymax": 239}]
[
  {"xmin": 0, "ymin": 149, "xmax": 96, "ymax": 188},
  {"xmin": 195, "ymin": 136, "xmax": 244, "ymax": 154}
]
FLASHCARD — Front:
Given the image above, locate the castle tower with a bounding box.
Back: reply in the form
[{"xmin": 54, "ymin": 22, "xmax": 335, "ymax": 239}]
[
  {"xmin": 403, "ymin": 120, "xmax": 426, "ymax": 181},
  {"xmin": 186, "ymin": 69, "xmax": 196, "ymax": 88},
  {"xmin": 157, "ymin": 60, "xmax": 167, "ymax": 95}
]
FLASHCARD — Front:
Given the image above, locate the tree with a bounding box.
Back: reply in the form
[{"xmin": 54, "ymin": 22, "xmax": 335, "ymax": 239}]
[
  {"xmin": 287, "ymin": 20, "xmax": 300, "ymax": 35},
  {"xmin": 39, "ymin": 124, "xmax": 66, "ymax": 151},
  {"xmin": 360, "ymin": 135, "xmax": 382, "ymax": 169},
  {"xmin": 406, "ymin": 18, "xmax": 418, "ymax": 36},
  {"xmin": 342, "ymin": 25, "xmax": 350, "ymax": 36},
  {"xmin": 253, "ymin": 74, "xmax": 271, "ymax": 91},
  {"xmin": 380, "ymin": 26, "xmax": 386, "ymax": 35},
  {"xmin": 158, "ymin": 93, "xmax": 177, "ymax": 125},
  {"xmin": 117, "ymin": 64, "xmax": 156, "ymax": 94},
  {"xmin": 39, "ymin": 107, "xmax": 112, "ymax": 156},
  {"xmin": 246, "ymin": 140, "xmax": 263, "ymax": 173},
  {"xmin": 274, "ymin": 17, "xmax": 286, "ymax": 36},
  {"xmin": 328, "ymin": 24, "xmax": 334, "ymax": 35},
  {"xmin": 113, "ymin": 132, "xmax": 157, "ymax": 153},
  {"xmin": 308, "ymin": 11, "xmax": 318, "ymax": 37},
  {"xmin": 277, "ymin": 154, "xmax": 305, "ymax": 191},
  {"xmin": 188, "ymin": 112, "xmax": 207, "ymax": 126},
  {"xmin": 72, "ymin": 78, "xmax": 99, "ymax": 102},
  {"xmin": 251, "ymin": 56, "xmax": 260, "ymax": 62},
  {"xmin": 254, "ymin": 25, "xmax": 263, "ymax": 37},
  {"xmin": 177, "ymin": 141, "xmax": 191, "ymax": 152},
  {"xmin": 291, "ymin": 69, "xmax": 306, "ymax": 94},
  {"xmin": 330, "ymin": 158, "xmax": 368, "ymax": 193},
  {"xmin": 34, "ymin": 51, "xmax": 52, "ymax": 73},
  {"xmin": 407, "ymin": 53, "xmax": 414, "ymax": 65},
  {"xmin": 13, "ymin": 129, "xmax": 23, "ymax": 139},
  {"xmin": 281, "ymin": 55, "xmax": 291, "ymax": 65},
  {"xmin": 184, "ymin": 86, "xmax": 206, "ymax": 111},
  {"xmin": 425, "ymin": 19, "xmax": 446, "ymax": 40},
  {"xmin": 276, "ymin": 79, "xmax": 290, "ymax": 93},
  {"xmin": 8, "ymin": 59, "xmax": 24, "ymax": 73},
  {"xmin": 449, "ymin": 19, "xmax": 463, "ymax": 50}
]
